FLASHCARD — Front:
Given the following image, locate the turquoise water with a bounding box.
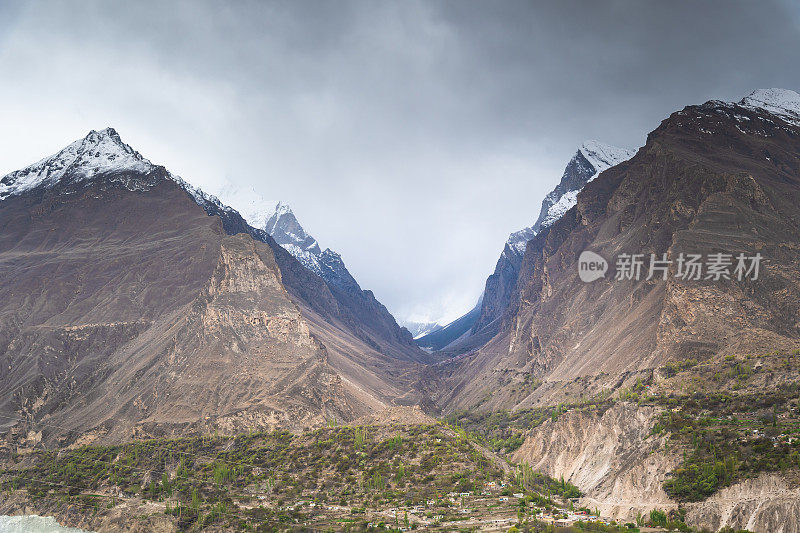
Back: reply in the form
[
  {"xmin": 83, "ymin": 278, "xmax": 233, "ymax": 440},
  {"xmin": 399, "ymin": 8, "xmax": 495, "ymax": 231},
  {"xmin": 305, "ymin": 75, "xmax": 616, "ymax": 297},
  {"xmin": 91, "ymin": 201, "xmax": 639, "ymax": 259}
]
[{"xmin": 0, "ymin": 516, "xmax": 90, "ymax": 533}]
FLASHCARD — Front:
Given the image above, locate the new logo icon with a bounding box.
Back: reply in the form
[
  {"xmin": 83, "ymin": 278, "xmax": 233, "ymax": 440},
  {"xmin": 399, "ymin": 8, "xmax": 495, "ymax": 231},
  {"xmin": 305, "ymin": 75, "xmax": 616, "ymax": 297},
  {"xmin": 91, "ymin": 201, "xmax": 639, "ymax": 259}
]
[{"xmin": 578, "ymin": 250, "xmax": 608, "ymax": 282}]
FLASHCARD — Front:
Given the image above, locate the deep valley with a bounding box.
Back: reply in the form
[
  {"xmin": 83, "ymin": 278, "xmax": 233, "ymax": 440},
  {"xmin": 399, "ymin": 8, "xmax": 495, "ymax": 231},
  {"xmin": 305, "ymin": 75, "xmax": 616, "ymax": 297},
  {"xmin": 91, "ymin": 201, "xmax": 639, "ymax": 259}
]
[{"xmin": 3, "ymin": 88, "xmax": 800, "ymax": 532}]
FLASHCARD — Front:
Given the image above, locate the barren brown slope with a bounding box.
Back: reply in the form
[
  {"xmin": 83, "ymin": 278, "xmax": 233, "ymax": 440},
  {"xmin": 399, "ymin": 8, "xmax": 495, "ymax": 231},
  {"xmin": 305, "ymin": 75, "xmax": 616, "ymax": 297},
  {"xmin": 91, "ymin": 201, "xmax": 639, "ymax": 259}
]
[
  {"xmin": 0, "ymin": 174, "xmax": 421, "ymax": 444},
  {"xmin": 441, "ymin": 98, "xmax": 800, "ymax": 412}
]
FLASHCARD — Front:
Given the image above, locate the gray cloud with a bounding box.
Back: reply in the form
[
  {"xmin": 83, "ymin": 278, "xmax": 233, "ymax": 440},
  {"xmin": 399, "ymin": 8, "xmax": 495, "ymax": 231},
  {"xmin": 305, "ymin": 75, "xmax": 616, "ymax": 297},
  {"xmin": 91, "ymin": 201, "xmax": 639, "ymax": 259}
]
[{"xmin": 1, "ymin": 0, "xmax": 799, "ymax": 323}]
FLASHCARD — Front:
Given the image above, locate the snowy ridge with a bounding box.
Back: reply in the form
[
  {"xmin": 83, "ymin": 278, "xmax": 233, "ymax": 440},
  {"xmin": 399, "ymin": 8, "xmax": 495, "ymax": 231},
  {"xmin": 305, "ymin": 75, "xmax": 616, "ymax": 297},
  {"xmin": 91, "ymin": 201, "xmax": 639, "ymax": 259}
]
[
  {"xmin": 0, "ymin": 128, "xmax": 154, "ymax": 200},
  {"xmin": 0, "ymin": 127, "xmax": 358, "ymax": 291},
  {"xmin": 534, "ymin": 140, "xmax": 636, "ymax": 230},
  {"xmin": 739, "ymin": 88, "xmax": 800, "ymax": 126},
  {"xmin": 506, "ymin": 227, "xmax": 536, "ymax": 255},
  {"xmin": 282, "ymin": 243, "xmax": 323, "ymax": 276},
  {"xmin": 171, "ymin": 174, "xmax": 236, "ymax": 216},
  {"xmin": 578, "ymin": 140, "xmax": 636, "ymax": 175},
  {"xmin": 538, "ymin": 189, "xmax": 580, "ymax": 230},
  {"xmin": 220, "ymin": 191, "xmax": 356, "ymax": 289},
  {"xmin": 0, "ymin": 127, "xmax": 237, "ymax": 219},
  {"xmin": 505, "ymin": 141, "xmax": 635, "ymax": 256}
]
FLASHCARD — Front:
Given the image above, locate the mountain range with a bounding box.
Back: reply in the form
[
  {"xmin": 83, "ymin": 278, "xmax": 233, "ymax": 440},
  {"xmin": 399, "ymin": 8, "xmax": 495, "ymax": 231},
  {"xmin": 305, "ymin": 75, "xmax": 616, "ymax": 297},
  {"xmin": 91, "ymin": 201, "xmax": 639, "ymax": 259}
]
[
  {"xmin": 433, "ymin": 88, "xmax": 800, "ymax": 529},
  {"xmin": 0, "ymin": 128, "xmax": 426, "ymax": 443},
  {"xmin": 2, "ymin": 88, "xmax": 800, "ymax": 531}
]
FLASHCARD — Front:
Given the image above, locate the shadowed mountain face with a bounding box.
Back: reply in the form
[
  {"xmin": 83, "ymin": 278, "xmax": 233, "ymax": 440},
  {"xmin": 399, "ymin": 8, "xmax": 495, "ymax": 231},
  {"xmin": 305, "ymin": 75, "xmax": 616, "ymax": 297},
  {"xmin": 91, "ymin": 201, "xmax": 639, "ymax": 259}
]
[
  {"xmin": 441, "ymin": 92, "xmax": 800, "ymax": 411},
  {"xmin": 413, "ymin": 301, "xmax": 481, "ymax": 352},
  {"xmin": 419, "ymin": 142, "xmax": 633, "ymax": 355},
  {"xmin": 0, "ymin": 130, "xmax": 426, "ymax": 444}
]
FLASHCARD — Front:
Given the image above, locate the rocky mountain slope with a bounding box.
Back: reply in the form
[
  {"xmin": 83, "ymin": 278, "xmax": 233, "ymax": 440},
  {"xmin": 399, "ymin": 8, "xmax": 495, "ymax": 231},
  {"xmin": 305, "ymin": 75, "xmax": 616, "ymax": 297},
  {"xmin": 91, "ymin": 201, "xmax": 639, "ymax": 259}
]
[
  {"xmin": 438, "ymin": 88, "xmax": 800, "ymax": 531},
  {"xmin": 0, "ymin": 129, "xmax": 426, "ymax": 445},
  {"xmin": 441, "ymin": 88, "xmax": 800, "ymax": 410},
  {"xmin": 419, "ymin": 141, "xmax": 634, "ymax": 354}
]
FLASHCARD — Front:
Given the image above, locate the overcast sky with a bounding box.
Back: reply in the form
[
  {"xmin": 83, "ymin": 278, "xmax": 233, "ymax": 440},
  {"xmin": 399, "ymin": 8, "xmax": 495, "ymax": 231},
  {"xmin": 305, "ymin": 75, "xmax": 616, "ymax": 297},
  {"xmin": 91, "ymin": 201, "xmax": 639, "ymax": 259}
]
[{"xmin": 2, "ymin": 1, "xmax": 800, "ymax": 324}]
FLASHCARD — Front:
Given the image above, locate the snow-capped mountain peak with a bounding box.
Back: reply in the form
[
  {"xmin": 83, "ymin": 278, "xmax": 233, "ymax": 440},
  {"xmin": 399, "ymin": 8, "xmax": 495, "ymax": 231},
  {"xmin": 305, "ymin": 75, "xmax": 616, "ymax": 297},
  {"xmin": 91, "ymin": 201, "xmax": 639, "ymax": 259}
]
[
  {"xmin": 504, "ymin": 140, "xmax": 635, "ymax": 256},
  {"xmin": 0, "ymin": 127, "xmax": 154, "ymax": 200},
  {"xmin": 578, "ymin": 140, "xmax": 636, "ymax": 174},
  {"xmin": 212, "ymin": 185, "xmax": 355, "ymax": 285},
  {"xmin": 264, "ymin": 202, "xmax": 321, "ymax": 255},
  {"xmin": 219, "ymin": 191, "xmax": 359, "ymax": 289},
  {"xmin": 739, "ymin": 88, "xmax": 800, "ymax": 126}
]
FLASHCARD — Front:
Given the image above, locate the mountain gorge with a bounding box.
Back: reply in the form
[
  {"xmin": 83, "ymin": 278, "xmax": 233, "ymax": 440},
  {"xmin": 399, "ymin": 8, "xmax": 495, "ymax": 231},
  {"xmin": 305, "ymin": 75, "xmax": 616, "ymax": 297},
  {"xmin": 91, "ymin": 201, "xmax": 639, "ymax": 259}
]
[
  {"xmin": 2, "ymin": 89, "xmax": 800, "ymax": 532},
  {"xmin": 417, "ymin": 141, "xmax": 634, "ymax": 354}
]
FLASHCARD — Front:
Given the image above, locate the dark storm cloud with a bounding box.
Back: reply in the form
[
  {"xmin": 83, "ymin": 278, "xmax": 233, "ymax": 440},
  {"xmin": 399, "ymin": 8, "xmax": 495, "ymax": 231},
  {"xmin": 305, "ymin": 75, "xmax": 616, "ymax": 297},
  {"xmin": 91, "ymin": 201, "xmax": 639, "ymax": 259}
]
[{"xmin": 1, "ymin": 0, "xmax": 799, "ymax": 323}]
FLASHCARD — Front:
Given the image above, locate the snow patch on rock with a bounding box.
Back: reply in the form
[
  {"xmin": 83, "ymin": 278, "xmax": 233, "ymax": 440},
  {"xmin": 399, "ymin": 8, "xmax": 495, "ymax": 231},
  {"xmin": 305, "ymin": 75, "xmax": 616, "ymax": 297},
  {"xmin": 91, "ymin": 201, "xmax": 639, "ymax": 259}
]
[
  {"xmin": 505, "ymin": 141, "xmax": 635, "ymax": 256},
  {"xmin": 0, "ymin": 128, "xmax": 153, "ymax": 200},
  {"xmin": 739, "ymin": 88, "xmax": 800, "ymax": 126}
]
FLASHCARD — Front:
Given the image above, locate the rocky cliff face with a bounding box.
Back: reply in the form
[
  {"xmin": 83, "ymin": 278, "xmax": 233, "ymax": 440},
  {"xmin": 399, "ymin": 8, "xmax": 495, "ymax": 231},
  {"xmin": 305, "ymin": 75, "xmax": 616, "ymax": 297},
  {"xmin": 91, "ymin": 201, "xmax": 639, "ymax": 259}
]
[
  {"xmin": 513, "ymin": 403, "xmax": 678, "ymax": 520},
  {"xmin": 513, "ymin": 402, "xmax": 800, "ymax": 533}
]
